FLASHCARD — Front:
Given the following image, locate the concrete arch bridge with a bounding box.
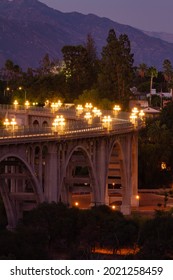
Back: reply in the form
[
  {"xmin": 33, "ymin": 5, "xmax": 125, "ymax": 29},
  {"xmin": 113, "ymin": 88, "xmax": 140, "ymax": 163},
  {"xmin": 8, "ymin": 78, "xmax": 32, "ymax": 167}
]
[{"xmin": 0, "ymin": 105, "xmax": 141, "ymax": 229}]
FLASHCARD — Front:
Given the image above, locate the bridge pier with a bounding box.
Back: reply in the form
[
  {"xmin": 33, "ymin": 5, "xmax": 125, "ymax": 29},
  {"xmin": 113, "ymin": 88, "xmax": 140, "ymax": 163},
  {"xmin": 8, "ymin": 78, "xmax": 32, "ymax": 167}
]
[
  {"xmin": 131, "ymin": 133, "xmax": 139, "ymax": 207},
  {"xmin": 44, "ymin": 145, "xmax": 58, "ymax": 203},
  {"xmin": 94, "ymin": 138, "xmax": 109, "ymax": 206}
]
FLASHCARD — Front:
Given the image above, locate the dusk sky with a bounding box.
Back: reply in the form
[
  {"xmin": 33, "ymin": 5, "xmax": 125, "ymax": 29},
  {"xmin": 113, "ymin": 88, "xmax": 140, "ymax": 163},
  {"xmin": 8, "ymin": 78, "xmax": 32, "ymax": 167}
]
[{"xmin": 39, "ymin": 0, "xmax": 173, "ymax": 33}]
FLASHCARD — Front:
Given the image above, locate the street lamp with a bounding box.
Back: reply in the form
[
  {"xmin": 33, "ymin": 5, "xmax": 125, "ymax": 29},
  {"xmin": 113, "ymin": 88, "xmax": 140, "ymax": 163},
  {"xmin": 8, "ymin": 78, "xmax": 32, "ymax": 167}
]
[
  {"xmin": 84, "ymin": 112, "xmax": 92, "ymax": 124},
  {"xmin": 51, "ymin": 100, "xmax": 62, "ymax": 113},
  {"xmin": 3, "ymin": 118, "xmax": 10, "ymax": 128},
  {"xmin": 52, "ymin": 115, "xmax": 66, "ymax": 133},
  {"xmin": 4, "ymin": 87, "xmax": 10, "ymax": 96},
  {"xmin": 11, "ymin": 117, "xmax": 17, "ymax": 132},
  {"xmin": 52, "ymin": 117, "xmax": 59, "ymax": 132},
  {"xmin": 111, "ymin": 205, "xmax": 116, "ymax": 210},
  {"xmin": 74, "ymin": 202, "xmax": 79, "ymax": 207},
  {"xmin": 19, "ymin": 86, "xmax": 27, "ymax": 101},
  {"xmin": 85, "ymin": 102, "xmax": 93, "ymax": 110},
  {"xmin": 3, "ymin": 117, "xmax": 17, "ymax": 133},
  {"xmin": 102, "ymin": 115, "xmax": 112, "ymax": 130},
  {"xmin": 24, "ymin": 100, "xmax": 30, "ymax": 109},
  {"xmin": 139, "ymin": 110, "xmax": 145, "ymax": 119},
  {"xmin": 132, "ymin": 107, "xmax": 139, "ymax": 114},
  {"xmin": 113, "ymin": 105, "xmax": 121, "ymax": 114},
  {"xmin": 13, "ymin": 100, "xmax": 19, "ymax": 110},
  {"xmin": 76, "ymin": 104, "xmax": 84, "ymax": 116},
  {"xmin": 129, "ymin": 113, "xmax": 138, "ymax": 127},
  {"xmin": 44, "ymin": 100, "xmax": 50, "ymax": 107},
  {"xmin": 92, "ymin": 107, "xmax": 102, "ymax": 117}
]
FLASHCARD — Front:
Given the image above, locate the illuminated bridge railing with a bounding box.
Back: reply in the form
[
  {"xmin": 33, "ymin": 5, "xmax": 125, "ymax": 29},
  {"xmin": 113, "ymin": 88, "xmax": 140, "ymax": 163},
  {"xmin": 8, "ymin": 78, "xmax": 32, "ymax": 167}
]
[
  {"xmin": 0, "ymin": 120, "xmax": 135, "ymax": 143},
  {"xmin": 0, "ymin": 104, "xmax": 131, "ymax": 120}
]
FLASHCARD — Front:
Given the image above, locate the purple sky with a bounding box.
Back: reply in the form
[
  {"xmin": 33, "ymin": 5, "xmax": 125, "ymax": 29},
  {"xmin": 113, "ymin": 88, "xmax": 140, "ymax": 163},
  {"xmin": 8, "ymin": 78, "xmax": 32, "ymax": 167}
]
[{"xmin": 39, "ymin": 0, "xmax": 173, "ymax": 33}]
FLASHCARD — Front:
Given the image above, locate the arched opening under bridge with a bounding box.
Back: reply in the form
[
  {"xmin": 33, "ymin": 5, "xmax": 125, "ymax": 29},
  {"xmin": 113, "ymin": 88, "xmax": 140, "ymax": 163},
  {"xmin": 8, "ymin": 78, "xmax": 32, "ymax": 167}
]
[
  {"xmin": 107, "ymin": 142, "xmax": 124, "ymax": 211},
  {"xmin": 60, "ymin": 147, "xmax": 97, "ymax": 209},
  {"xmin": 0, "ymin": 155, "xmax": 43, "ymax": 229}
]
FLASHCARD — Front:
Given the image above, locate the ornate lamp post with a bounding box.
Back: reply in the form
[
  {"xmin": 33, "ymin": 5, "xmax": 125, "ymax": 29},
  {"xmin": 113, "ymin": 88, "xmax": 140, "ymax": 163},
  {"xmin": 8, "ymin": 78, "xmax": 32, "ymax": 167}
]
[
  {"xmin": 102, "ymin": 115, "xmax": 112, "ymax": 130},
  {"xmin": 129, "ymin": 113, "xmax": 138, "ymax": 125},
  {"xmin": 51, "ymin": 100, "xmax": 62, "ymax": 113},
  {"xmin": 3, "ymin": 118, "xmax": 10, "ymax": 128},
  {"xmin": 3, "ymin": 117, "xmax": 17, "ymax": 134},
  {"xmin": 52, "ymin": 115, "xmax": 66, "ymax": 134},
  {"xmin": 76, "ymin": 104, "xmax": 84, "ymax": 116},
  {"xmin": 13, "ymin": 100, "xmax": 19, "ymax": 110},
  {"xmin": 92, "ymin": 107, "xmax": 102, "ymax": 117},
  {"xmin": 24, "ymin": 100, "xmax": 30, "ymax": 109},
  {"xmin": 113, "ymin": 105, "xmax": 121, "ymax": 115},
  {"xmin": 4, "ymin": 87, "xmax": 10, "ymax": 96},
  {"xmin": 11, "ymin": 118, "xmax": 17, "ymax": 133},
  {"xmin": 139, "ymin": 110, "xmax": 145, "ymax": 119},
  {"xmin": 85, "ymin": 102, "xmax": 93, "ymax": 110},
  {"xmin": 84, "ymin": 112, "xmax": 92, "ymax": 124}
]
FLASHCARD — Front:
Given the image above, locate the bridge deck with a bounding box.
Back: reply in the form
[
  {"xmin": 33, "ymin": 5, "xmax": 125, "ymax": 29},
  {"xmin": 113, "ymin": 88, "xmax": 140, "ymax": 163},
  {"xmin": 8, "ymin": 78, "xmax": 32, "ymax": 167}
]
[{"xmin": 0, "ymin": 104, "xmax": 144, "ymax": 144}]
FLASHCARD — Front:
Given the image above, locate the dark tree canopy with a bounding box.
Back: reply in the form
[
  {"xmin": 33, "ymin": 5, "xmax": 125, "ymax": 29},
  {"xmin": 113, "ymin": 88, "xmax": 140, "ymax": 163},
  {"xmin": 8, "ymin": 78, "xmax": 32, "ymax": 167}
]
[{"xmin": 98, "ymin": 29, "xmax": 134, "ymax": 109}]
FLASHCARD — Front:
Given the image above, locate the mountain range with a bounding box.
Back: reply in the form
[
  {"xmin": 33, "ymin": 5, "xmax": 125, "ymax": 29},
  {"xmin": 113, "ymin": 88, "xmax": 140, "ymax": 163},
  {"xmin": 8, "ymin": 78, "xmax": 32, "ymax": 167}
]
[{"xmin": 0, "ymin": 0, "xmax": 173, "ymax": 70}]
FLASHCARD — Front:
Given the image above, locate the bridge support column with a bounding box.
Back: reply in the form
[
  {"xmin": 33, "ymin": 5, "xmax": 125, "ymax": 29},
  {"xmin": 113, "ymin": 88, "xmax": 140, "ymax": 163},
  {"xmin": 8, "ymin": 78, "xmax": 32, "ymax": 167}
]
[
  {"xmin": 94, "ymin": 139, "xmax": 108, "ymax": 206},
  {"xmin": 44, "ymin": 146, "xmax": 58, "ymax": 203},
  {"xmin": 120, "ymin": 139, "xmax": 132, "ymax": 215},
  {"xmin": 131, "ymin": 133, "xmax": 139, "ymax": 208}
]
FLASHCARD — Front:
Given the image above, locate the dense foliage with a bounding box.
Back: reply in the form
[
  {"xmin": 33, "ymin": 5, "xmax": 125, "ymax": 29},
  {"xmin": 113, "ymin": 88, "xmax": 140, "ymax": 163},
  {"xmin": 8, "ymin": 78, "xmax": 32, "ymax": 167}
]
[
  {"xmin": 0, "ymin": 202, "xmax": 173, "ymax": 259},
  {"xmin": 0, "ymin": 29, "xmax": 133, "ymax": 109},
  {"xmin": 139, "ymin": 102, "xmax": 173, "ymax": 188},
  {"xmin": 0, "ymin": 30, "xmax": 173, "ymax": 110}
]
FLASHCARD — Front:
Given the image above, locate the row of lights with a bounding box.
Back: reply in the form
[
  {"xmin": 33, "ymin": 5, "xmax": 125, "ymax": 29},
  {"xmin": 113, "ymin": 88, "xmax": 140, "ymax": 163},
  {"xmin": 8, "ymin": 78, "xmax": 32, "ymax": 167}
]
[
  {"xmin": 76, "ymin": 103, "xmax": 121, "ymax": 114},
  {"xmin": 3, "ymin": 102, "xmax": 144, "ymax": 133},
  {"xmin": 13, "ymin": 100, "xmax": 38, "ymax": 108},
  {"xmin": 51, "ymin": 103, "xmax": 121, "ymax": 131},
  {"xmin": 76, "ymin": 103, "xmax": 122, "ymax": 128},
  {"xmin": 73, "ymin": 201, "xmax": 141, "ymax": 210}
]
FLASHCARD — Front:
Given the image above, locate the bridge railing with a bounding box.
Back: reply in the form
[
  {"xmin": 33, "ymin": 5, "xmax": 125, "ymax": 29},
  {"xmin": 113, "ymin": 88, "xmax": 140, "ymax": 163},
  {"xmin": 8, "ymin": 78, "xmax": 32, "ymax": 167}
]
[
  {"xmin": 0, "ymin": 104, "xmax": 131, "ymax": 118},
  {"xmin": 0, "ymin": 118, "xmax": 136, "ymax": 142},
  {"xmin": 0, "ymin": 104, "xmax": 53, "ymax": 116}
]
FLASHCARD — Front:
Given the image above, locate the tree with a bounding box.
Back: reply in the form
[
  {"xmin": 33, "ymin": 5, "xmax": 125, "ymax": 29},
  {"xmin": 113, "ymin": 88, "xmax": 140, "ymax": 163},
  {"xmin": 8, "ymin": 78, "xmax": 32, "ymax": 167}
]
[
  {"xmin": 163, "ymin": 59, "xmax": 173, "ymax": 83},
  {"xmin": 85, "ymin": 33, "xmax": 98, "ymax": 88},
  {"xmin": 138, "ymin": 214, "xmax": 173, "ymax": 259},
  {"xmin": 138, "ymin": 63, "xmax": 148, "ymax": 78},
  {"xmin": 160, "ymin": 101, "xmax": 173, "ymax": 130},
  {"xmin": 162, "ymin": 59, "xmax": 173, "ymax": 93},
  {"xmin": 138, "ymin": 118, "xmax": 172, "ymax": 188},
  {"xmin": 98, "ymin": 29, "xmax": 134, "ymax": 109},
  {"xmin": 0, "ymin": 59, "xmax": 22, "ymax": 84},
  {"xmin": 148, "ymin": 66, "xmax": 158, "ymax": 106},
  {"xmin": 62, "ymin": 45, "xmax": 92, "ymax": 99},
  {"xmin": 74, "ymin": 89, "xmax": 99, "ymax": 105},
  {"xmin": 38, "ymin": 53, "xmax": 56, "ymax": 75}
]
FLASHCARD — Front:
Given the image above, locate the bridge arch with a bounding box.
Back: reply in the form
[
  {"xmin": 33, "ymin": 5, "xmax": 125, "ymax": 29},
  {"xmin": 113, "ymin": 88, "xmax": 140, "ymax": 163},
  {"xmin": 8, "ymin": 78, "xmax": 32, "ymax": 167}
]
[
  {"xmin": 0, "ymin": 153, "xmax": 44, "ymax": 229},
  {"xmin": 60, "ymin": 145, "xmax": 98, "ymax": 208}
]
